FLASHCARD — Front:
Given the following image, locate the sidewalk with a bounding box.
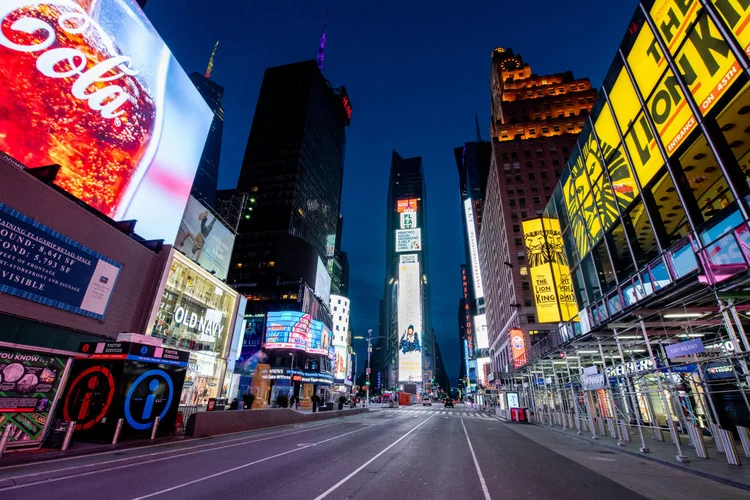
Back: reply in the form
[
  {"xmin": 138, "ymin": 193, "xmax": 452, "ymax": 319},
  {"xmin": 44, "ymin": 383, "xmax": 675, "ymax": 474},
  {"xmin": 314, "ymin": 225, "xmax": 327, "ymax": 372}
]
[{"xmin": 505, "ymin": 419, "xmax": 750, "ymax": 492}]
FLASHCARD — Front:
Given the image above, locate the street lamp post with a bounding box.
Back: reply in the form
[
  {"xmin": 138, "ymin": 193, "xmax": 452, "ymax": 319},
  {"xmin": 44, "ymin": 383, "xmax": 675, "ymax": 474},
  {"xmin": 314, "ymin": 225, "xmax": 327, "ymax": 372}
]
[{"xmin": 354, "ymin": 329, "xmax": 386, "ymax": 407}]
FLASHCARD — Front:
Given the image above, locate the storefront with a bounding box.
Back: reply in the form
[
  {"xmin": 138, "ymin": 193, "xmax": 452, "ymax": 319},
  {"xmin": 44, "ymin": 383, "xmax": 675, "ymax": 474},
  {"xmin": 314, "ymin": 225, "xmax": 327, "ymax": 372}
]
[{"xmin": 148, "ymin": 250, "xmax": 242, "ymax": 407}]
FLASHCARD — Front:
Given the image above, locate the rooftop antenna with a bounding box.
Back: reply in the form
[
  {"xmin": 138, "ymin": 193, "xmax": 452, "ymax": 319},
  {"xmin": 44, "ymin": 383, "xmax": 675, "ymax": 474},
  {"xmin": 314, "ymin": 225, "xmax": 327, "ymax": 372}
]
[
  {"xmin": 317, "ymin": 11, "xmax": 328, "ymax": 71},
  {"xmin": 475, "ymin": 113, "xmax": 482, "ymax": 142},
  {"xmin": 205, "ymin": 38, "xmax": 220, "ymax": 79}
]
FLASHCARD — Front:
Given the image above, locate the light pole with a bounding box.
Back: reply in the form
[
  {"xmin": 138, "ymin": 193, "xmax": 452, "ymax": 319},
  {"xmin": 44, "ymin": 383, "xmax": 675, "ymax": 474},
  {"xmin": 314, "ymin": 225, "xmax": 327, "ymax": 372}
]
[{"xmin": 354, "ymin": 329, "xmax": 386, "ymax": 407}]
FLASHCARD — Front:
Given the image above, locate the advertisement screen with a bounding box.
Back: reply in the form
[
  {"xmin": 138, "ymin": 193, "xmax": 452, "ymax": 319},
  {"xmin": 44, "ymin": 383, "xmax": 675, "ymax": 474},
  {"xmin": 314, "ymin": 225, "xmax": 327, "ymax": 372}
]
[
  {"xmin": 522, "ymin": 218, "xmax": 577, "ymax": 323},
  {"xmin": 0, "ymin": 349, "xmax": 68, "ymax": 445},
  {"xmin": 315, "ymin": 257, "xmax": 332, "ymax": 305},
  {"xmin": 464, "ymin": 199, "xmax": 484, "ymax": 299},
  {"xmin": 334, "ymin": 346, "xmax": 348, "ymax": 381},
  {"xmin": 396, "ymin": 199, "xmax": 418, "ymax": 213},
  {"xmin": 0, "ymin": 1, "xmax": 213, "ymax": 243},
  {"xmin": 400, "ymin": 254, "xmax": 418, "ymax": 264},
  {"xmin": 400, "ymin": 211, "xmax": 417, "ymax": 229},
  {"xmin": 264, "ymin": 311, "xmax": 310, "ymax": 351},
  {"xmin": 476, "ymin": 357, "xmax": 491, "ymax": 385},
  {"xmin": 396, "ymin": 228, "xmax": 422, "ymax": 252},
  {"xmin": 308, "ymin": 320, "xmax": 332, "ymax": 355},
  {"xmin": 175, "ymin": 196, "xmax": 234, "ymax": 280},
  {"xmin": 475, "ymin": 314, "xmax": 489, "ymax": 350},
  {"xmin": 0, "ymin": 203, "xmax": 121, "ymax": 319},
  {"xmin": 326, "ymin": 235, "xmax": 336, "ymax": 257},
  {"xmin": 397, "ymin": 261, "xmax": 422, "ymax": 382},
  {"xmin": 510, "ymin": 328, "xmax": 527, "ymax": 369},
  {"xmin": 461, "ymin": 266, "xmax": 475, "ymax": 358}
]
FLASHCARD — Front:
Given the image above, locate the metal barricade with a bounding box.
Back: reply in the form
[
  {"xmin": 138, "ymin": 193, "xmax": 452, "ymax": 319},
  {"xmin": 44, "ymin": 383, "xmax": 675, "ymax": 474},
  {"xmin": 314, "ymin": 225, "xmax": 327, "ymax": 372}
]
[
  {"xmin": 737, "ymin": 426, "xmax": 750, "ymax": 458},
  {"xmin": 687, "ymin": 423, "xmax": 708, "ymax": 459},
  {"xmin": 176, "ymin": 405, "xmax": 199, "ymax": 435},
  {"xmin": 711, "ymin": 424, "xmax": 726, "ymax": 453},
  {"xmin": 716, "ymin": 428, "xmax": 741, "ymax": 465}
]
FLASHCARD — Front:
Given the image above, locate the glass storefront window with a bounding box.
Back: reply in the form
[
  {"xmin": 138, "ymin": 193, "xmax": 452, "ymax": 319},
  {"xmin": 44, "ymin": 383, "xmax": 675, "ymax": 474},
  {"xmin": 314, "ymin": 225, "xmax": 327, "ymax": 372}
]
[
  {"xmin": 581, "ymin": 254, "xmax": 603, "ymax": 303},
  {"xmin": 699, "ymin": 209, "xmax": 742, "ymax": 246},
  {"xmin": 572, "ymin": 266, "xmax": 588, "ymax": 309},
  {"xmin": 651, "ymin": 172, "xmax": 690, "ymax": 247},
  {"xmin": 591, "ymin": 240, "xmax": 617, "ymax": 293},
  {"xmin": 716, "ymin": 81, "xmax": 750, "ymax": 196},
  {"xmin": 607, "ymin": 290, "xmax": 623, "ymax": 315},
  {"xmin": 679, "ymin": 135, "xmax": 735, "ymax": 223},
  {"xmin": 703, "ymin": 232, "xmax": 748, "ymax": 284},
  {"xmin": 624, "ymin": 200, "xmax": 659, "ymax": 267},
  {"xmin": 607, "ymin": 221, "xmax": 636, "ymax": 281},
  {"xmin": 640, "ymin": 270, "xmax": 654, "ymax": 298},
  {"xmin": 649, "ymin": 257, "xmax": 672, "ymax": 291},
  {"xmin": 669, "ymin": 240, "xmax": 700, "ymax": 279},
  {"xmin": 150, "ymin": 253, "xmax": 239, "ymax": 405},
  {"xmin": 621, "ymin": 279, "xmax": 638, "ymax": 308},
  {"xmin": 563, "ymin": 226, "xmax": 580, "ymax": 269}
]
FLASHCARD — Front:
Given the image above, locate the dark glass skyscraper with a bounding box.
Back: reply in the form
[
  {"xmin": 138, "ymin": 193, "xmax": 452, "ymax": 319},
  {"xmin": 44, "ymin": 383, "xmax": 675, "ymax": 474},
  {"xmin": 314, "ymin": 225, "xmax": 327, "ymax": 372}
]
[
  {"xmin": 375, "ymin": 151, "xmax": 434, "ymax": 390},
  {"xmin": 229, "ymin": 60, "xmax": 351, "ymax": 315},
  {"xmin": 189, "ymin": 72, "xmax": 224, "ymax": 208}
]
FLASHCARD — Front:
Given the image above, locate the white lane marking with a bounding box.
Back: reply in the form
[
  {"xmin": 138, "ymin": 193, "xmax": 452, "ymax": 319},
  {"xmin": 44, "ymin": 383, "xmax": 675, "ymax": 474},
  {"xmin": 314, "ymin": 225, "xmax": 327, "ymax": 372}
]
[
  {"xmin": 132, "ymin": 425, "xmax": 370, "ymax": 500},
  {"xmin": 0, "ymin": 418, "xmax": 339, "ymax": 473},
  {"xmin": 461, "ymin": 418, "xmax": 491, "ymax": 500},
  {"xmin": 314, "ymin": 414, "xmax": 436, "ymax": 500},
  {"xmin": 0, "ymin": 422, "xmax": 358, "ymax": 491}
]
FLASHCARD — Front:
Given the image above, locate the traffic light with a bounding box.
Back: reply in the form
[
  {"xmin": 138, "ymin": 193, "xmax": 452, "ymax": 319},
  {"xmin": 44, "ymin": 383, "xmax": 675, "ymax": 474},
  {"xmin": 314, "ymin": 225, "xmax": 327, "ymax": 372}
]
[{"xmin": 365, "ymin": 381, "xmax": 370, "ymax": 386}]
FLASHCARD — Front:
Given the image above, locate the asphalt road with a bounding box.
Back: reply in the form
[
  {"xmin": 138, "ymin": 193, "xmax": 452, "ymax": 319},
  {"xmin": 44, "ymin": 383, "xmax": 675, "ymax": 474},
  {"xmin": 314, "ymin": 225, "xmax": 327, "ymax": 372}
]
[{"xmin": 0, "ymin": 404, "xmax": 738, "ymax": 500}]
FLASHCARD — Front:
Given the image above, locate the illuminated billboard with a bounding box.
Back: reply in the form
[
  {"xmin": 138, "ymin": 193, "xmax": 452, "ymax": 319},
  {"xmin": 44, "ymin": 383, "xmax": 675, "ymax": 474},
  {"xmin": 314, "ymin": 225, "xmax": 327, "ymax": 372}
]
[
  {"xmin": 464, "ymin": 199, "xmax": 484, "ymax": 299},
  {"xmin": 397, "ymin": 261, "xmax": 422, "ymax": 382},
  {"xmin": 400, "ymin": 211, "xmax": 417, "ymax": 229},
  {"xmin": 315, "ymin": 257, "xmax": 332, "ymax": 305},
  {"xmin": 334, "ymin": 346, "xmax": 348, "ymax": 381},
  {"xmin": 396, "ymin": 199, "xmax": 419, "ymax": 213},
  {"xmin": 476, "ymin": 357, "xmax": 491, "ymax": 385},
  {"xmin": 0, "ymin": 1, "xmax": 213, "ymax": 243},
  {"xmin": 400, "ymin": 254, "xmax": 418, "ymax": 264},
  {"xmin": 510, "ymin": 328, "xmax": 526, "ymax": 369},
  {"xmin": 308, "ymin": 320, "xmax": 332, "ymax": 356},
  {"xmin": 461, "ymin": 266, "xmax": 475, "ymax": 358},
  {"xmin": 522, "ymin": 218, "xmax": 577, "ymax": 323},
  {"xmin": 175, "ymin": 196, "xmax": 234, "ymax": 280},
  {"xmin": 474, "ymin": 314, "xmax": 489, "ymax": 350},
  {"xmin": 396, "ymin": 228, "xmax": 422, "ymax": 252},
  {"xmin": 264, "ymin": 311, "xmax": 310, "ymax": 351}
]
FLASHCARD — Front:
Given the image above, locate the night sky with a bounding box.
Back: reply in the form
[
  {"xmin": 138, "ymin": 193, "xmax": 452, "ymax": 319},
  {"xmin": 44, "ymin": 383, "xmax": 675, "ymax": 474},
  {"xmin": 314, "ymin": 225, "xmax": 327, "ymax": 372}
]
[{"xmin": 145, "ymin": 0, "xmax": 637, "ymax": 384}]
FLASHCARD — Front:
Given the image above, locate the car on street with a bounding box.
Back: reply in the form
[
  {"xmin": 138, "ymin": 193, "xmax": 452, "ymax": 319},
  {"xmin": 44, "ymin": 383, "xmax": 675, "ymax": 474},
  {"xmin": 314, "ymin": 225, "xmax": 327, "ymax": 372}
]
[
  {"xmin": 422, "ymin": 396, "xmax": 432, "ymax": 406},
  {"xmin": 444, "ymin": 398, "xmax": 454, "ymax": 408}
]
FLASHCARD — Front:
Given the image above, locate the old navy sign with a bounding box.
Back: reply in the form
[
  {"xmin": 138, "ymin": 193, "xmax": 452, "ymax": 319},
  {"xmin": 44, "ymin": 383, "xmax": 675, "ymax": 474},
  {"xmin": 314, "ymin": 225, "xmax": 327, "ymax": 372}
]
[{"xmin": 665, "ymin": 338, "xmax": 705, "ymax": 359}]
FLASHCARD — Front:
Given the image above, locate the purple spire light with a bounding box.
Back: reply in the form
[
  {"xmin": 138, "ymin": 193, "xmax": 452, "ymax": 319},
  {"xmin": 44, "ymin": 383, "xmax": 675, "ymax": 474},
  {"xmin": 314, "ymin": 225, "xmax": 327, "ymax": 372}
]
[{"xmin": 317, "ymin": 11, "xmax": 328, "ymax": 71}]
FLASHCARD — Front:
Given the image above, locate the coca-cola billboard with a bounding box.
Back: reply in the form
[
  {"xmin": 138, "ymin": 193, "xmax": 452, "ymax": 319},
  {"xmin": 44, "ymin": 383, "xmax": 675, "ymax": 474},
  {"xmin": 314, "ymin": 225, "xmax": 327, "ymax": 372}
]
[{"xmin": 0, "ymin": 0, "xmax": 212, "ymax": 243}]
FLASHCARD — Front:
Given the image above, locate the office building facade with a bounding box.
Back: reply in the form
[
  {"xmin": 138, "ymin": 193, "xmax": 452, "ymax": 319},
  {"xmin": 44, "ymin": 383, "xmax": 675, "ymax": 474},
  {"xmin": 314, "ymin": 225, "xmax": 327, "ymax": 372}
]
[
  {"xmin": 188, "ymin": 72, "xmax": 225, "ymax": 208},
  {"xmin": 480, "ymin": 48, "xmax": 596, "ymax": 376},
  {"xmin": 376, "ymin": 151, "xmax": 434, "ymax": 390},
  {"xmin": 501, "ymin": 0, "xmax": 750, "ymax": 446}
]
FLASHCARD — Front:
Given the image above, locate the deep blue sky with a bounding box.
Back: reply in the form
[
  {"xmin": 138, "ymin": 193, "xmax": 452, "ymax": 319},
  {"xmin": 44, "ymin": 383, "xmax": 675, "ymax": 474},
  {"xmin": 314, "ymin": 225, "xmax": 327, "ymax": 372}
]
[{"xmin": 145, "ymin": 0, "xmax": 636, "ymax": 383}]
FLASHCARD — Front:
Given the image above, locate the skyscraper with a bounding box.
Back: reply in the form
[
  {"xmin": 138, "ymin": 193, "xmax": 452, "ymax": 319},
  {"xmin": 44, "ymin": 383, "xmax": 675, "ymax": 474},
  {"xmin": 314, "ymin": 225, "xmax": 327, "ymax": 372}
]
[
  {"xmin": 480, "ymin": 48, "xmax": 595, "ymax": 376},
  {"xmin": 229, "ymin": 60, "xmax": 351, "ymax": 316},
  {"xmin": 376, "ymin": 151, "xmax": 433, "ymax": 390},
  {"xmin": 455, "ymin": 140, "xmax": 492, "ymax": 390},
  {"xmin": 188, "ymin": 41, "xmax": 224, "ymax": 208}
]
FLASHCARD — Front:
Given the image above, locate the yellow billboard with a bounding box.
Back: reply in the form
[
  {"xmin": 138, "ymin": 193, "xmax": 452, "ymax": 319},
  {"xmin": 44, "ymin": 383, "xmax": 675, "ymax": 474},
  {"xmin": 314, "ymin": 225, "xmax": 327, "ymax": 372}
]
[
  {"xmin": 523, "ymin": 218, "xmax": 578, "ymax": 323},
  {"xmin": 712, "ymin": 0, "xmax": 750, "ymax": 56}
]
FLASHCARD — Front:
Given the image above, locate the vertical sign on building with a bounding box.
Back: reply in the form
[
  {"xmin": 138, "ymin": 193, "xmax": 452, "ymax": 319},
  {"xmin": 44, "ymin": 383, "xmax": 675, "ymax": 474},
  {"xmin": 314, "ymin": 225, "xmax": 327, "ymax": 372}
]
[
  {"xmin": 397, "ymin": 261, "xmax": 422, "ymax": 382},
  {"xmin": 464, "ymin": 199, "xmax": 484, "ymax": 299},
  {"xmin": 461, "ymin": 266, "xmax": 475, "ymax": 358},
  {"xmin": 522, "ymin": 218, "xmax": 577, "ymax": 323}
]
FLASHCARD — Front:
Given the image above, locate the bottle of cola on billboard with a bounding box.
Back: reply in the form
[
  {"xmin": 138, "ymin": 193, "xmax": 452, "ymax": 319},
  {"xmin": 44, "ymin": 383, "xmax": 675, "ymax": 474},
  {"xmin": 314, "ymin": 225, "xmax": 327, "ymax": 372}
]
[{"xmin": 0, "ymin": 0, "xmax": 166, "ymax": 218}]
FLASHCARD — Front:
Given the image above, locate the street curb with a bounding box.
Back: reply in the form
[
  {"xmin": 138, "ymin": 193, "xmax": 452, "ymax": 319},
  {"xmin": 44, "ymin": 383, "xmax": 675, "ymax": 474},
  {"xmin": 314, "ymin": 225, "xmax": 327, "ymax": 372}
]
[
  {"xmin": 506, "ymin": 422, "xmax": 750, "ymax": 493},
  {"xmin": 0, "ymin": 435, "xmax": 183, "ymax": 469}
]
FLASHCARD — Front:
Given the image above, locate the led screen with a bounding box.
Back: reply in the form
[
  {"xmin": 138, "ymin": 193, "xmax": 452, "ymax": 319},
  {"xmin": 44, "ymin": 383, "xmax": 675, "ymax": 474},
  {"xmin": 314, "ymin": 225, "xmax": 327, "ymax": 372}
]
[
  {"xmin": 0, "ymin": 0, "xmax": 212, "ymax": 243},
  {"xmin": 397, "ymin": 261, "xmax": 422, "ymax": 382},
  {"xmin": 395, "ymin": 228, "xmax": 422, "ymax": 252},
  {"xmin": 308, "ymin": 320, "xmax": 332, "ymax": 355},
  {"xmin": 264, "ymin": 311, "xmax": 310, "ymax": 351},
  {"xmin": 474, "ymin": 314, "xmax": 488, "ymax": 350},
  {"xmin": 175, "ymin": 196, "xmax": 235, "ymax": 280}
]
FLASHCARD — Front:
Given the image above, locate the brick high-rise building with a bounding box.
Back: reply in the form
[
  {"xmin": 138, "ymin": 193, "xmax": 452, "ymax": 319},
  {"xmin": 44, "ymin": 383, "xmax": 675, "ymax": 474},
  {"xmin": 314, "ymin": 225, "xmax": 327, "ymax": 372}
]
[{"xmin": 480, "ymin": 47, "xmax": 595, "ymax": 376}]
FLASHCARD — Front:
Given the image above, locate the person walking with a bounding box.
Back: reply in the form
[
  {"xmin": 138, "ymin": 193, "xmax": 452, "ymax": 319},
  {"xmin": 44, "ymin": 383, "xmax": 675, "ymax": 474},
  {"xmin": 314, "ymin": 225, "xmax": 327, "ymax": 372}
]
[{"xmin": 311, "ymin": 392, "xmax": 320, "ymax": 413}]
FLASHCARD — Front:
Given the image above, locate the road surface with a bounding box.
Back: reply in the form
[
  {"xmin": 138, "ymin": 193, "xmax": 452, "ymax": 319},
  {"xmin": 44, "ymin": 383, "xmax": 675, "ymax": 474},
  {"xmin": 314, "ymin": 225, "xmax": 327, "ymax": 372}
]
[{"xmin": 0, "ymin": 404, "xmax": 746, "ymax": 499}]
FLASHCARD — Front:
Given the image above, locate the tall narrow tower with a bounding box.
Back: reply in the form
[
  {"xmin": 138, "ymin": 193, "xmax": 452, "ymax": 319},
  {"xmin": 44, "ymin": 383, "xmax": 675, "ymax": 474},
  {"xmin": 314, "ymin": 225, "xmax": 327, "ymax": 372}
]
[{"xmin": 188, "ymin": 40, "xmax": 225, "ymax": 208}]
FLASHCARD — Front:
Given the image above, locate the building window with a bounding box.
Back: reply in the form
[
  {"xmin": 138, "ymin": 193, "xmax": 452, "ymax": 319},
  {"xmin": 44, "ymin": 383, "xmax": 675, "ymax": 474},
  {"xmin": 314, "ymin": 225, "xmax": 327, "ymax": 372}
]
[
  {"xmin": 528, "ymin": 173, "xmax": 536, "ymax": 180},
  {"xmin": 522, "ymin": 281, "xmax": 530, "ymax": 291},
  {"xmin": 519, "ymin": 198, "xmax": 526, "ymax": 206},
  {"xmin": 517, "ymin": 251, "xmax": 525, "ymax": 261},
  {"xmin": 513, "ymin": 224, "xmax": 520, "ymax": 232},
  {"xmin": 524, "ymin": 299, "xmax": 533, "ymax": 307},
  {"xmin": 533, "ymin": 196, "xmax": 541, "ymax": 204},
  {"xmin": 527, "ymin": 314, "xmax": 536, "ymax": 323},
  {"xmin": 515, "ymin": 238, "xmax": 523, "ymax": 246},
  {"xmin": 509, "ymin": 199, "xmax": 516, "ymax": 207}
]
